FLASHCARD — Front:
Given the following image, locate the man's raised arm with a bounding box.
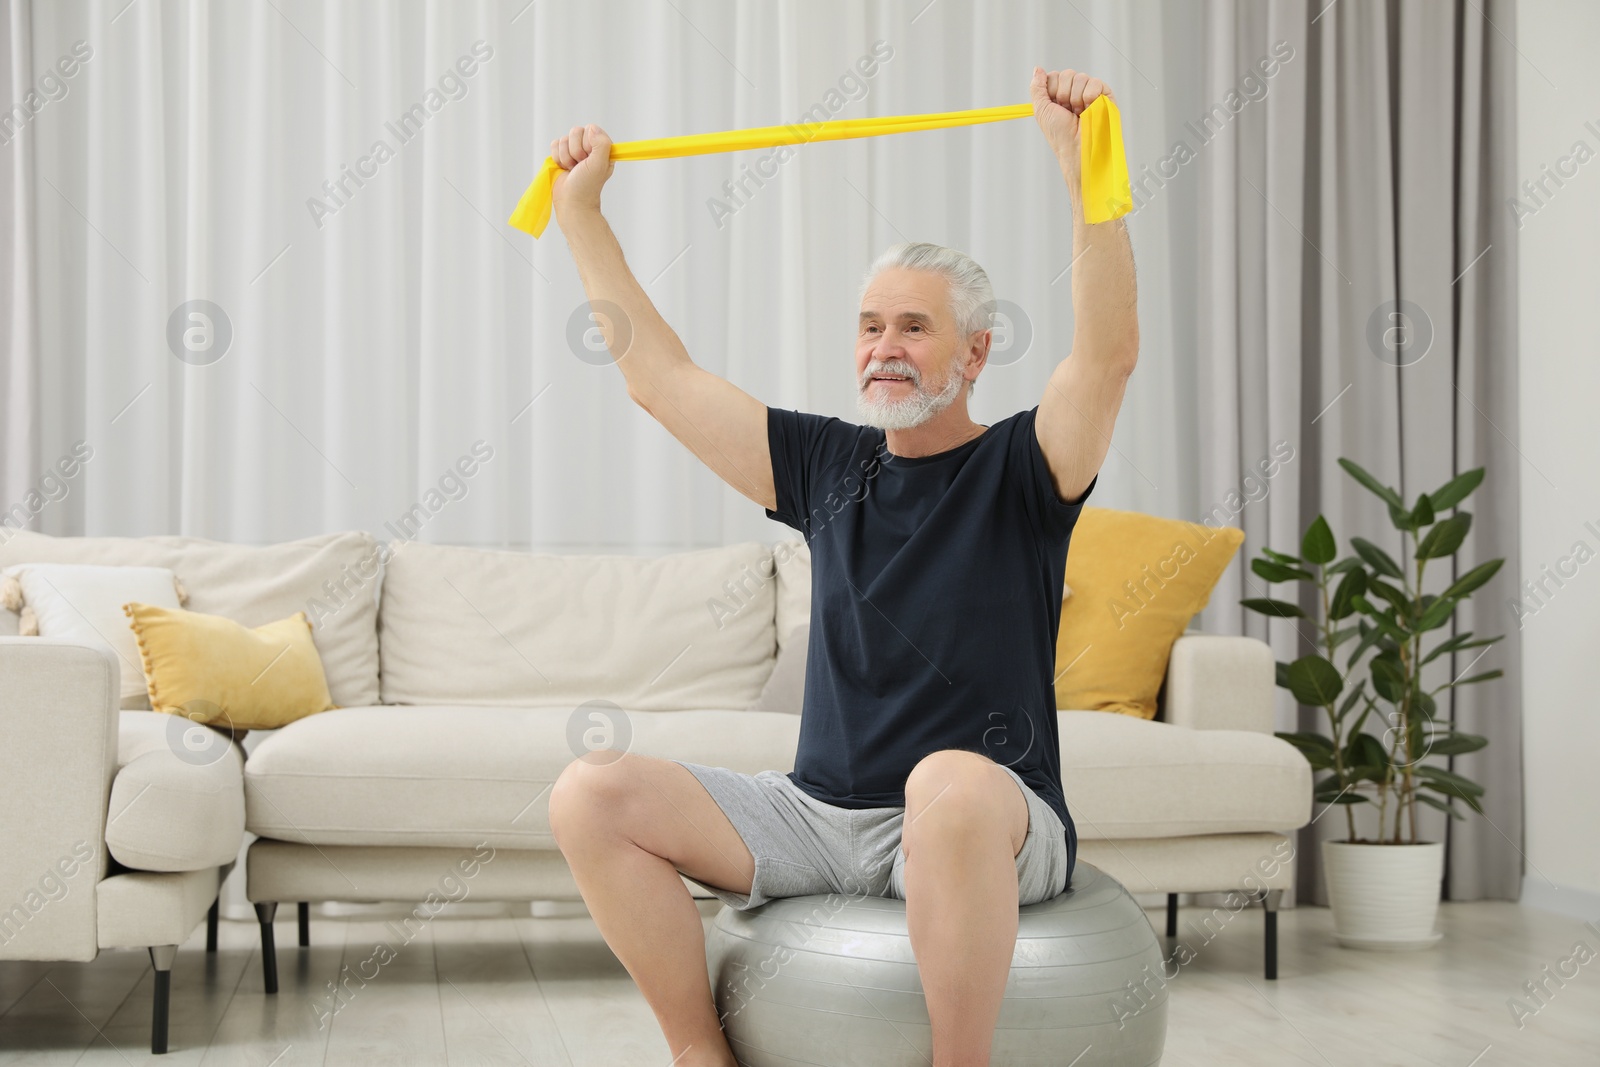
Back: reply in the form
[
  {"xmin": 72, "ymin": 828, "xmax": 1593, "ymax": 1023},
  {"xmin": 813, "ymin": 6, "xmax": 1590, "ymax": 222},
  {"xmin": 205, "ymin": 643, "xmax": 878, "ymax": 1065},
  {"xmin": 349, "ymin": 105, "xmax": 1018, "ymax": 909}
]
[
  {"xmin": 1029, "ymin": 69, "xmax": 1140, "ymax": 506},
  {"xmin": 551, "ymin": 123, "xmax": 776, "ymax": 513}
]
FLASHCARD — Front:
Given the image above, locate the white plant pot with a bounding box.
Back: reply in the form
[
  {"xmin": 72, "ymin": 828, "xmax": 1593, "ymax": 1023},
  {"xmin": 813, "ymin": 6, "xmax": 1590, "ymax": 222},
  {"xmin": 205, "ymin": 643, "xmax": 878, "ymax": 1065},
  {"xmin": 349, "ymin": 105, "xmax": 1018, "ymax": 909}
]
[{"xmin": 1321, "ymin": 839, "xmax": 1444, "ymax": 949}]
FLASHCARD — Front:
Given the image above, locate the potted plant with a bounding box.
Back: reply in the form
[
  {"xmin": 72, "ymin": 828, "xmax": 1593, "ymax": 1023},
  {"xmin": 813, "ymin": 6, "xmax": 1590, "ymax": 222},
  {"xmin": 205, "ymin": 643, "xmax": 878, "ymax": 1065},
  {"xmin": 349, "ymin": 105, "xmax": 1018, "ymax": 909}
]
[{"xmin": 1241, "ymin": 458, "xmax": 1503, "ymax": 949}]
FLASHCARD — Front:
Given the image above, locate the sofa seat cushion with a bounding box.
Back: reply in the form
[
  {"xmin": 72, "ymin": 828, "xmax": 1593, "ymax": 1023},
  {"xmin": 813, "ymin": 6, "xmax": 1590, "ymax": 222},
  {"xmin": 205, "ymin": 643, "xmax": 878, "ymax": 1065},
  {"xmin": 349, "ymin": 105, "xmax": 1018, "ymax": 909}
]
[
  {"xmin": 1060, "ymin": 712, "xmax": 1311, "ymax": 839},
  {"xmin": 244, "ymin": 706, "xmax": 803, "ymax": 849},
  {"xmin": 107, "ymin": 711, "xmax": 246, "ymax": 872},
  {"xmin": 244, "ymin": 706, "xmax": 1310, "ymax": 851}
]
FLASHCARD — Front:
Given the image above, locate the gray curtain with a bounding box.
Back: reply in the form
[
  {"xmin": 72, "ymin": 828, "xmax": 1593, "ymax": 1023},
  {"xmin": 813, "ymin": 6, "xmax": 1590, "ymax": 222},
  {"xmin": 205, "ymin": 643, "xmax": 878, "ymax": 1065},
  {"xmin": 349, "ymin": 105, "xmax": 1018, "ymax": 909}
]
[{"xmin": 1175, "ymin": 0, "xmax": 1521, "ymax": 905}]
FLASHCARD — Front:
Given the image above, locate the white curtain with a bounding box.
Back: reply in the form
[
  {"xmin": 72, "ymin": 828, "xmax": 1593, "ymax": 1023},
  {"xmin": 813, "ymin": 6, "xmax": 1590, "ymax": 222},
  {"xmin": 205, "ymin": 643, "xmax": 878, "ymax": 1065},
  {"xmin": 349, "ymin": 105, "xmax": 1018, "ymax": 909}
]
[
  {"xmin": 3, "ymin": 0, "xmax": 1524, "ymax": 903},
  {"xmin": 3, "ymin": 0, "xmax": 1189, "ymax": 555}
]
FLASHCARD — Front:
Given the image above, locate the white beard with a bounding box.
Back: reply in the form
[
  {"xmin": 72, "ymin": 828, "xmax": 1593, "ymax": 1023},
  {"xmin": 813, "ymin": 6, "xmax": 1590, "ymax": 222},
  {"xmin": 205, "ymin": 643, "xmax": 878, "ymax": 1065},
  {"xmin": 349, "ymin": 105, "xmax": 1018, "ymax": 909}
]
[{"xmin": 856, "ymin": 356, "xmax": 968, "ymax": 431}]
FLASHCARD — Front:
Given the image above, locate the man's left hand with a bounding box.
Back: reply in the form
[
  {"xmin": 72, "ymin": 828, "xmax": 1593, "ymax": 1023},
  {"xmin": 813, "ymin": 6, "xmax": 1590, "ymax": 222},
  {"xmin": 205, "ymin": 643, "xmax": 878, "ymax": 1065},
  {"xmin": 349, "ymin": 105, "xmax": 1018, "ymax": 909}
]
[{"xmin": 1030, "ymin": 67, "xmax": 1113, "ymax": 186}]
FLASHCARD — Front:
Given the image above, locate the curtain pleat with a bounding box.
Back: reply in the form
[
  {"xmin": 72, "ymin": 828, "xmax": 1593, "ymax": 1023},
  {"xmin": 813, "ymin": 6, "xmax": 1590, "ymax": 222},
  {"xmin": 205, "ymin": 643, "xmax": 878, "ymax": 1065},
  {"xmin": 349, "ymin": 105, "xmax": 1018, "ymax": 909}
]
[{"xmin": 1, "ymin": 0, "xmax": 40, "ymax": 516}]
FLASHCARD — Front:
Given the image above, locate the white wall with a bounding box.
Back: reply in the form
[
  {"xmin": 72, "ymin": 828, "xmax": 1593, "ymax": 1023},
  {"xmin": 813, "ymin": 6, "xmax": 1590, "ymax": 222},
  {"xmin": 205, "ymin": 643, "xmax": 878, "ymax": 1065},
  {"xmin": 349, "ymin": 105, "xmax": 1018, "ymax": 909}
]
[{"xmin": 1516, "ymin": 0, "xmax": 1600, "ymax": 917}]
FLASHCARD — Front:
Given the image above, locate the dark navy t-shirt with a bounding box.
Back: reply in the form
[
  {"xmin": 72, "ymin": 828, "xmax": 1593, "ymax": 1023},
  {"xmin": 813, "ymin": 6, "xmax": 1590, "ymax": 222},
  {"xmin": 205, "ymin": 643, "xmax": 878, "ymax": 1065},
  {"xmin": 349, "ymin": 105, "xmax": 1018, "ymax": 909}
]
[{"xmin": 764, "ymin": 403, "xmax": 1095, "ymax": 882}]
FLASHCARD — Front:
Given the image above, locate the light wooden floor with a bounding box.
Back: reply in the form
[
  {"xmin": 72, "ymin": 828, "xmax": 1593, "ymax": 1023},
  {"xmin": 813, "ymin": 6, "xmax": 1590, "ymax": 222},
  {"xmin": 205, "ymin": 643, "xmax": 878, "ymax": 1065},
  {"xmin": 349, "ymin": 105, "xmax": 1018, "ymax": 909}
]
[{"xmin": 1, "ymin": 899, "xmax": 1595, "ymax": 1065}]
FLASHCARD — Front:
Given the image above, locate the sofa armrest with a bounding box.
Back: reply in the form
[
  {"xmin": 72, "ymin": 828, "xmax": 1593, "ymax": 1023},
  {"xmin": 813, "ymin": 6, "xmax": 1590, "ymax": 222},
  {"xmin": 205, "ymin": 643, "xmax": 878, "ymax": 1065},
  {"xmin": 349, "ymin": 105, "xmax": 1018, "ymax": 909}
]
[
  {"xmin": 0, "ymin": 638, "xmax": 118, "ymax": 961},
  {"xmin": 107, "ymin": 712, "xmax": 246, "ymax": 872},
  {"xmin": 1162, "ymin": 633, "xmax": 1276, "ymax": 734}
]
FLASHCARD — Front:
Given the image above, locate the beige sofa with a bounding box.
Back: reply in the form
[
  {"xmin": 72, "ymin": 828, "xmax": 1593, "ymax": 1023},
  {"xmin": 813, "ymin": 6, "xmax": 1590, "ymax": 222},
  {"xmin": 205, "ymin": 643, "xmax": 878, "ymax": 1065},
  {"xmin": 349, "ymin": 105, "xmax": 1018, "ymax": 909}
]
[
  {"xmin": 0, "ymin": 635, "xmax": 243, "ymax": 1054},
  {"xmin": 0, "ymin": 527, "xmax": 1312, "ymax": 1023}
]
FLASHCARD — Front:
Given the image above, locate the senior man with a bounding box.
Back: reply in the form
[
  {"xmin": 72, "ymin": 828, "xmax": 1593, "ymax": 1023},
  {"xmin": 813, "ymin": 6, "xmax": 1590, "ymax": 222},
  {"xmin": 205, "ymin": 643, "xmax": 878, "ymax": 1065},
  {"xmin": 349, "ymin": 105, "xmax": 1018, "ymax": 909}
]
[{"xmin": 547, "ymin": 67, "xmax": 1138, "ymax": 1067}]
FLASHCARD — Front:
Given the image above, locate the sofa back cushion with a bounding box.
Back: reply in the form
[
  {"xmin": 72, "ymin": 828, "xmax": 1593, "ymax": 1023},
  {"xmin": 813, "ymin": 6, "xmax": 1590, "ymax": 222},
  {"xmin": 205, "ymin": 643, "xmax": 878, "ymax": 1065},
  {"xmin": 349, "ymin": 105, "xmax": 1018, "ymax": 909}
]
[
  {"xmin": 0, "ymin": 530, "xmax": 381, "ymax": 708},
  {"xmin": 378, "ymin": 540, "xmax": 778, "ymax": 711},
  {"xmin": 772, "ymin": 538, "xmax": 811, "ymax": 645}
]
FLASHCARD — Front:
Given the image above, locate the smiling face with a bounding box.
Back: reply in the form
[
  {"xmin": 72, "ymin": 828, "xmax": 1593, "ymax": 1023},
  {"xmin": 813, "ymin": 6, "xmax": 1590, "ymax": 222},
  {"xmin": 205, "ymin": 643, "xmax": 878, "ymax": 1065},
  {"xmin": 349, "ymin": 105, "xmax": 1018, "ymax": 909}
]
[{"xmin": 855, "ymin": 267, "xmax": 980, "ymax": 431}]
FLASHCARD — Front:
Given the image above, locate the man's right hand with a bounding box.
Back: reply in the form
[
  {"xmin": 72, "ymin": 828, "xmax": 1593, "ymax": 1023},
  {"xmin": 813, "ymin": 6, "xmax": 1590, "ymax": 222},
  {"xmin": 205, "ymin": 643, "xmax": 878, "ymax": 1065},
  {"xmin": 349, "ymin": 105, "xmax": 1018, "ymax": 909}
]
[{"xmin": 551, "ymin": 123, "xmax": 614, "ymax": 217}]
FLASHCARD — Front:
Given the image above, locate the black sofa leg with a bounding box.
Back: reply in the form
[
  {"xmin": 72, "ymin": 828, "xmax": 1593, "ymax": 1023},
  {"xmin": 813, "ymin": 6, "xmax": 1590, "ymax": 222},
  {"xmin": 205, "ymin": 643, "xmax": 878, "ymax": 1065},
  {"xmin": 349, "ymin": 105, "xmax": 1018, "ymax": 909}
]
[
  {"xmin": 206, "ymin": 898, "xmax": 219, "ymax": 953},
  {"xmin": 1261, "ymin": 888, "xmax": 1284, "ymax": 980},
  {"xmin": 1165, "ymin": 893, "xmax": 1178, "ymax": 937},
  {"xmin": 254, "ymin": 902, "xmax": 279, "ymax": 994},
  {"xmin": 298, "ymin": 902, "xmax": 310, "ymax": 947},
  {"xmin": 149, "ymin": 945, "xmax": 176, "ymax": 1054}
]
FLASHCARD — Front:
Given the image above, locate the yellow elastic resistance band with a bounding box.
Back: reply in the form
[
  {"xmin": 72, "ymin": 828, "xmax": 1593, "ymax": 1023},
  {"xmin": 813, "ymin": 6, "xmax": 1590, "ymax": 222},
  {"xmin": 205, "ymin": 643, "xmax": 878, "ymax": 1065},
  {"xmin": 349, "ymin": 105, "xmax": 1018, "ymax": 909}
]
[{"xmin": 508, "ymin": 96, "xmax": 1132, "ymax": 238}]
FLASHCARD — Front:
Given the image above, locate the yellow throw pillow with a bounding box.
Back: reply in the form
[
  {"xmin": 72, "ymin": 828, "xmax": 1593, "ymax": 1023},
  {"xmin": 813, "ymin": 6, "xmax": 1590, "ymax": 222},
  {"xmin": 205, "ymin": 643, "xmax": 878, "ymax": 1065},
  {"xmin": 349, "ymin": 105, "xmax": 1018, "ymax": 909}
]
[
  {"xmin": 122, "ymin": 602, "xmax": 337, "ymax": 731},
  {"xmin": 1055, "ymin": 507, "xmax": 1245, "ymax": 720}
]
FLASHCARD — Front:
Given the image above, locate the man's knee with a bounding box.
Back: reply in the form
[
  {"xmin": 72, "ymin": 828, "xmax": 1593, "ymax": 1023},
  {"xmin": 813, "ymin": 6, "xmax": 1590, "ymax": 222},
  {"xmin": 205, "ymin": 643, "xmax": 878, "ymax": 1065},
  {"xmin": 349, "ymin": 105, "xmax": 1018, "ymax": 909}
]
[
  {"xmin": 908, "ymin": 751, "xmax": 1004, "ymax": 825},
  {"xmin": 903, "ymin": 750, "xmax": 1021, "ymax": 852},
  {"xmin": 548, "ymin": 751, "xmax": 638, "ymax": 850}
]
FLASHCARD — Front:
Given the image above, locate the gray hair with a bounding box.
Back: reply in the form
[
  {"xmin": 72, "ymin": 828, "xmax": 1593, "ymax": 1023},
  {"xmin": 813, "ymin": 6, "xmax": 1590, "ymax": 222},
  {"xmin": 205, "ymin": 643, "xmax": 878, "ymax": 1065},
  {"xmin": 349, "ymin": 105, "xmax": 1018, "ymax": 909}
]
[{"xmin": 857, "ymin": 242, "xmax": 994, "ymax": 396}]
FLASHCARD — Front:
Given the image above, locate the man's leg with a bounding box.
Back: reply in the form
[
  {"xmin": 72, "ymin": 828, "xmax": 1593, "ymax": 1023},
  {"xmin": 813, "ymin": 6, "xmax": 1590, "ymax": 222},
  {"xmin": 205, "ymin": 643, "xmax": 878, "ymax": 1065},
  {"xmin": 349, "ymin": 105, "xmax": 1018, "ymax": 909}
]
[
  {"xmin": 900, "ymin": 749, "xmax": 1031, "ymax": 1067},
  {"xmin": 549, "ymin": 751, "xmax": 756, "ymax": 1067}
]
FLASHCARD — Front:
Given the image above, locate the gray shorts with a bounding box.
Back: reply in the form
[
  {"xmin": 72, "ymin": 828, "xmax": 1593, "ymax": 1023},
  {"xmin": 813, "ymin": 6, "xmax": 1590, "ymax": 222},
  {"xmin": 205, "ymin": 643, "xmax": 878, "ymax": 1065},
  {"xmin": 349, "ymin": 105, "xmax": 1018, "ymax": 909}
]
[{"xmin": 670, "ymin": 759, "xmax": 1072, "ymax": 910}]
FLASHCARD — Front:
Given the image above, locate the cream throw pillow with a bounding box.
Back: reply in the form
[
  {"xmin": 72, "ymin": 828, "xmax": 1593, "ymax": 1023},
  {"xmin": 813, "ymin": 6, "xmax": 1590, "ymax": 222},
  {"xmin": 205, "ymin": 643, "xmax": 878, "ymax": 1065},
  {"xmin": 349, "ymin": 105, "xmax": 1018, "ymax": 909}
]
[{"xmin": 1, "ymin": 563, "xmax": 186, "ymax": 708}]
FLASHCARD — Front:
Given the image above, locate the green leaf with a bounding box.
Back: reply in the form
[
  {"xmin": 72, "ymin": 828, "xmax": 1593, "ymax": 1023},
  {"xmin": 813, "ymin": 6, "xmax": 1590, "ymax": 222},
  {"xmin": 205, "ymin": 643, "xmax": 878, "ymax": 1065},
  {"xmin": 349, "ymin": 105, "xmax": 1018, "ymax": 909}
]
[
  {"xmin": 1415, "ymin": 596, "xmax": 1457, "ymax": 632},
  {"xmin": 1286, "ymin": 654, "xmax": 1343, "ymax": 707},
  {"xmin": 1326, "ymin": 557, "xmax": 1363, "ymax": 576},
  {"xmin": 1329, "ymin": 568, "xmax": 1368, "ymax": 621},
  {"xmin": 1301, "ymin": 516, "xmax": 1336, "ymax": 565},
  {"xmin": 1387, "ymin": 500, "xmax": 1414, "ymax": 532},
  {"xmin": 1370, "ymin": 653, "xmax": 1406, "ymax": 702},
  {"xmin": 1252, "ymin": 558, "xmax": 1316, "ymax": 583},
  {"xmin": 1421, "ymin": 632, "xmax": 1502, "ymax": 667},
  {"xmin": 1243, "ymin": 598, "xmax": 1307, "ymax": 619},
  {"xmin": 1346, "ymin": 622, "xmax": 1384, "ymax": 670},
  {"xmin": 1315, "ymin": 777, "xmax": 1367, "ymax": 803},
  {"xmin": 1448, "ymin": 669, "xmax": 1504, "ymax": 688},
  {"xmin": 1412, "ymin": 688, "xmax": 1437, "ymax": 720},
  {"xmin": 1328, "ymin": 625, "xmax": 1362, "ymax": 650},
  {"xmin": 1351, "ymin": 537, "xmax": 1404, "ymax": 579},
  {"xmin": 1275, "ymin": 661, "xmax": 1291, "ymax": 689},
  {"xmin": 1430, "ymin": 468, "xmax": 1485, "ymax": 510},
  {"xmin": 1357, "ymin": 604, "xmax": 1410, "ymax": 644},
  {"xmin": 1424, "ymin": 731, "xmax": 1488, "ymax": 756},
  {"xmin": 1414, "ymin": 764, "xmax": 1485, "ymax": 793},
  {"xmin": 1337, "ymin": 680, "xmax": 1368, "ymax": 717},
  {"xmin": 1421, "ymin": 632, "xmax": 1474, "ymax": 665},
  {"xmin": 1345, "ymin": 732, "xmax": 1391, "ymax": 778},
  {"xmin": 1411, "ymin": 493, "xmax": 1435, "ymax": 528},
  {"xmin": 1276, "ymin": 731, "xmax": 1337, "ymax": 770},
  {"xmin": 1414, "ymin": 766, "xmax": 1486, "ymax": 814},
  {"xmin": 1415, "ymin": 793, "xmax": 1466, "ymax": 820},
  {"xmin": 1339, "ymin": 458, "xmax": 1404, "ymax": 509},
  {"xmin": 1418, "ymin": 786, "xmax": 1484, "ymax": 816},
  {"xmin": 1416, "ymin": 512, "xmax": 1473, "ymax": 560},
  {"xmin": 1439, "ymin": 559, "xmax": 1504, "ymax": 601},
  {"xmin": 1261, "ymin": 547, "xmax": 1303, "ymax": 565},
  {"xmin": 1366, "ymin": 577, "xmax": 1411, "ymax": 614}
]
